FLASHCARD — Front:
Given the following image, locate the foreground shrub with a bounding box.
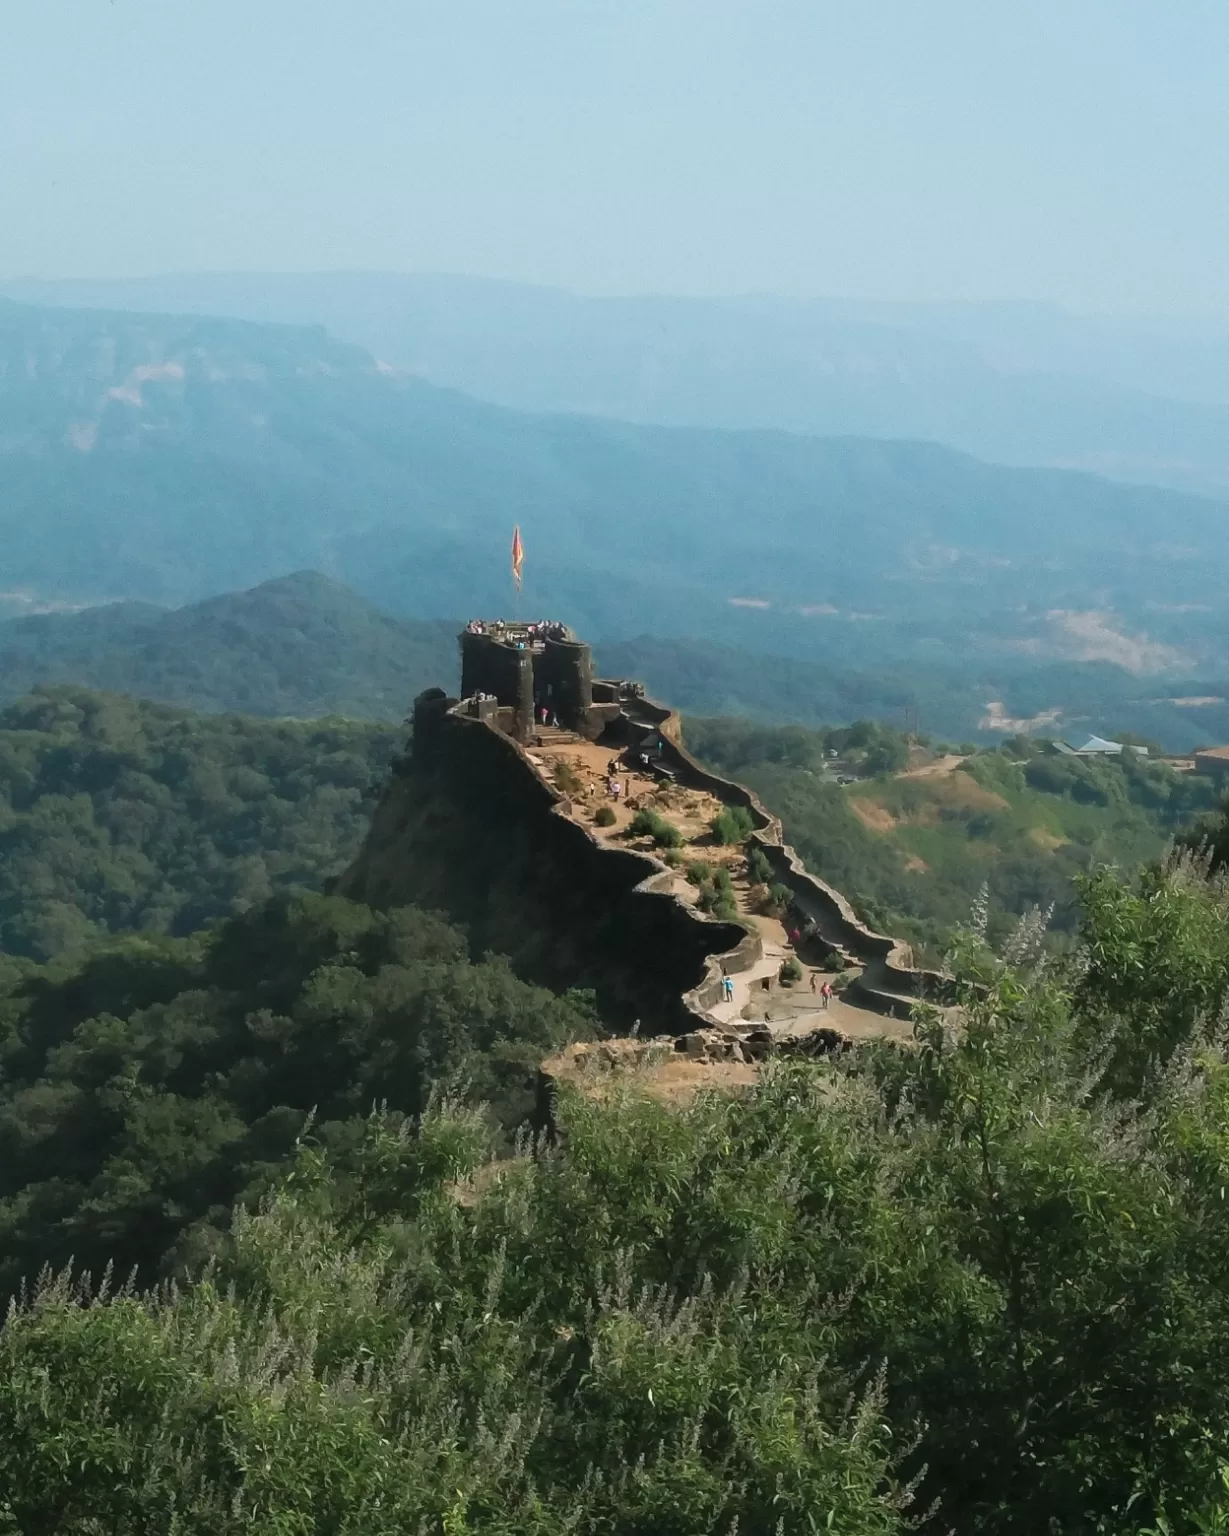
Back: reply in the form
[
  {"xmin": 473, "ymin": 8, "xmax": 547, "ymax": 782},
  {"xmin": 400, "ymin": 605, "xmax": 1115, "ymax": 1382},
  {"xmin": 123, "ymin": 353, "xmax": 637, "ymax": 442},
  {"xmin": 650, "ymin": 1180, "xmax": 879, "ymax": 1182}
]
[{"xmin": 0, "ymin": 1102, "xmax": 906, "ymax": 1535}]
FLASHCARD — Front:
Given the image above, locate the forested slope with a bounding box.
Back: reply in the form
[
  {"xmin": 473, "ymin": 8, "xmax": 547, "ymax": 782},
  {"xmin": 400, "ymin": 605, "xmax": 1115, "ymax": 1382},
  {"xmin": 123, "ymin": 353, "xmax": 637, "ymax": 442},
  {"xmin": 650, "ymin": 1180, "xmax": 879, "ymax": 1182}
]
[
  {"xmin": 0, "ymin": 893, "xmax": 595, "ymax": 1294},
  {"xmin": 9, "ymin": 573, "xmax": 1229, "ymax": 751},
  {"xmin": 5, "ymin": 850, "xmax": 1229, "ymax": 1531},
  {"xmin": 685, "ymin": 716, "xmax": 1221, "ymax": 953},
  {"xmin": 0, "ymin": 686, "xmax": 399, "ymax": 958},
  {"xmin": 0, "ymin": 679, "xmax": 1228, "ymax": 1527}
]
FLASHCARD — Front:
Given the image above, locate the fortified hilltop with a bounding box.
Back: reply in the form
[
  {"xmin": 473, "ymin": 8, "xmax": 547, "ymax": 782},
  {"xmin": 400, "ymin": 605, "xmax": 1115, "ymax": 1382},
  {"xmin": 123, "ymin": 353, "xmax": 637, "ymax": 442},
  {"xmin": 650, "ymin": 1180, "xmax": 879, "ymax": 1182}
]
[{"xmin": 340, "ymin": 619, "xmax": 945, "ymax": 1090}]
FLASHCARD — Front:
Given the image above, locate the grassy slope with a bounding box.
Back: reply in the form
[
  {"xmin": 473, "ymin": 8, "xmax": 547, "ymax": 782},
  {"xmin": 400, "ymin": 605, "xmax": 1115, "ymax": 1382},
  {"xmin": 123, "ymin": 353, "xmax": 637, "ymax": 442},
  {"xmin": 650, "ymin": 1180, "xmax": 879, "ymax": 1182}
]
[{"xmin": 685, "ymin": 718, "xmax": 1222, "ymax": 955}]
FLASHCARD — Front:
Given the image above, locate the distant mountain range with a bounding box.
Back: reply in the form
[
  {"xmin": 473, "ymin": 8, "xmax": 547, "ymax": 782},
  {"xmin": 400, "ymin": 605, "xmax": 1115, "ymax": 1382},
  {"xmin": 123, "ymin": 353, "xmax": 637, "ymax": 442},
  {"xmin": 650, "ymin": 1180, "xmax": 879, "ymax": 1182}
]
[
  {"xmin": 4, "ymin": 571, "xmax": 1229, "ymax": 753},
  {"xmin": 2, "ymin": 295, "xmax": 1228, "ymax": 674},
  {"xmin": 7, "ymin": 272, "xmax": 1229, "ymax": 499}
]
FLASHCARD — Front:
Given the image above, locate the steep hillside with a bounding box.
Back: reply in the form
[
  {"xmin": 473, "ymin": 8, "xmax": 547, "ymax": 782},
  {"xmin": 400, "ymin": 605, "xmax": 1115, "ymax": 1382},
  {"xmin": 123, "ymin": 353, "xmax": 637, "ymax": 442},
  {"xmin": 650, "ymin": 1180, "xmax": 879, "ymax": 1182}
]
[
  {"xmin": 0, "ymin": 572, "xmax": 457, "ymax": 718},
  {"xmin": 3, "ymin": 299, "xmax": 1229, "ymax": 668}
]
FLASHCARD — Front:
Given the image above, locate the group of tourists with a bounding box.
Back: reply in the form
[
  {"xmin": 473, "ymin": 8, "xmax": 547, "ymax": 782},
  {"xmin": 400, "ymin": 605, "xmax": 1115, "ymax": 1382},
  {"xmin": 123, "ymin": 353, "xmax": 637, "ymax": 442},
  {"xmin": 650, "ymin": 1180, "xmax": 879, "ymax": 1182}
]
[
  {"xmin": 464, "ymin": 619, "xmax": 570, "ymax": 644},
  {"xmin": 810, "ymin": 973, "xmax": 834, "ymax": 1008},
  {"xmin": 605, "ymin": 756, "xmax": 631, "ymax": 801},
  {"xmin": 718, "ymin": 971, "xmax": 832, "ymax": 1009}
]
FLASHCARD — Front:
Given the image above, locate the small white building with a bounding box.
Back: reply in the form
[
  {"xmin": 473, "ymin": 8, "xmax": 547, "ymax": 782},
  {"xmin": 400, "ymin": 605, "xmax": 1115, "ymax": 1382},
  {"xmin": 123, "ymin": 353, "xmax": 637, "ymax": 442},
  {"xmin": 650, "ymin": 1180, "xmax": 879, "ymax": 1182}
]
[{"xmin": 1053, "ymin": 735, "xmax": 1148, "ymax": 758}]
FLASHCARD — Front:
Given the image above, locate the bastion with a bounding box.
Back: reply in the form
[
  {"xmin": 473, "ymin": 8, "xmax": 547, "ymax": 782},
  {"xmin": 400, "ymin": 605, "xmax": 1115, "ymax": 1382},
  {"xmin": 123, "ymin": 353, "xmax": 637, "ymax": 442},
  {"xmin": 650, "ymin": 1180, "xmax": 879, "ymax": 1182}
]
[{"xmin": 338, "ymin": 619, "xmax": 949, "ymax": 1051}]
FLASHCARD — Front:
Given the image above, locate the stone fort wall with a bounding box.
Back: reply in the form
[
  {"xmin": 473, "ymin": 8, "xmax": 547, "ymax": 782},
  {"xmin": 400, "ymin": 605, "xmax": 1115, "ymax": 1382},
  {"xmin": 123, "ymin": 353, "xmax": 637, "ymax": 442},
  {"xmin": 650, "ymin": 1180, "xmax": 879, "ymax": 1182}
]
[
  {"xmin": 609, "ymin": 690, "xmax": 953, "ymax": 1016},
  {"xmin": 340, "ymin": 626, "xmax": 948, "ymax": 1036},
  {"xmin": 340, "ymin": 691, "xmax": 759, "ymax": 1034}
]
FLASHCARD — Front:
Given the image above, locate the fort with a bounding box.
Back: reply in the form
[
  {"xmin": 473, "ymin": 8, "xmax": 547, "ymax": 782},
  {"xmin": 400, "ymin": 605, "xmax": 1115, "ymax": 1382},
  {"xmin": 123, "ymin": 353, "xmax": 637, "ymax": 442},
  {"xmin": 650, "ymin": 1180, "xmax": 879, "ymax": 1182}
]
[{"xmin": 340, "ymin": 619, "xmax": 949, "ymax": 1096}]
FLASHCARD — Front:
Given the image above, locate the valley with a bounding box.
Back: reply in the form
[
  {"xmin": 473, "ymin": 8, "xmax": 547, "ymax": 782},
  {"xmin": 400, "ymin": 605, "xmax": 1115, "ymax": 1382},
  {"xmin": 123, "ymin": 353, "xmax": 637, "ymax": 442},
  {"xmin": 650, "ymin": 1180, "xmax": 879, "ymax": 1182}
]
[
  {"xmin": 4, "ymin": 297, "xmax": 1229, "ymax": 676},
  {"xmin": 9, "ymin": 7, "xmax": 1229, "ymax": 1529}
]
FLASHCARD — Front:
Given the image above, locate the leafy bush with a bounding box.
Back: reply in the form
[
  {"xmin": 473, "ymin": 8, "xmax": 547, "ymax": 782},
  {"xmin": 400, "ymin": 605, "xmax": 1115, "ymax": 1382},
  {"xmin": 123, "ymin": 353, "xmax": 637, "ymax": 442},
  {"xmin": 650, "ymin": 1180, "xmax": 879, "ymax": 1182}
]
[
  {"xmin": 698, "ymin": 883, "xmax": 740, "ymax": 923},
  {"xmin": 593, "ymin": 804, "xmax": 616, "ymax": 827},
  {"xmin": 686, "ymin": 859, "xmax": 713, "ymax": 885},
  {"xmin": 863, "ymin": 739, "xmax": 910, "ymax": 776},
  {"xmin": 710, "ymin": 804, "xmax": 756, "ymax": 845},
  {"xmin": 9, "ymin": 842, "xmax": 1229, "ymax": 1531},
  {"xmin": 747, "ymin": 881, "xmax": 770, "ymax": 911},
  {"xmin": 553, "ymin": 760, "xmax": 584, "ymax": 795},
  {"xmin": 779, "ymin": 955, "xmax": 803, "ymax": 985},
  {"xmin": 962, "ymin": 753, "xmax": 1026, "ymax": 797},
  {"xmin": 767, "ymin": 882, "xmax": 793, "ymax": 915},
  {"xmin": 629, "ymin": 808, "xmax": 683, "ymax": 848},
  {"xmin": 0, "ymin": 1100, "xmax": 906, "ymax": 1535},
  {"xmin": 747, "ymin": 844, "xmax": 773, "ymax": 884}
]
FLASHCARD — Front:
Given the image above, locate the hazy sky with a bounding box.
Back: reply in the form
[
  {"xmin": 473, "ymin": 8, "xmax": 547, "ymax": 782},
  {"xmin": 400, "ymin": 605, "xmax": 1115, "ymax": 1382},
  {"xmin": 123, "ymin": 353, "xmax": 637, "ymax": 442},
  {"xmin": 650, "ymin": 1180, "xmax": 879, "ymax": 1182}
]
[{"xmin": 2, "ymin": 0, "xmax": 1226, "ymax": 314}]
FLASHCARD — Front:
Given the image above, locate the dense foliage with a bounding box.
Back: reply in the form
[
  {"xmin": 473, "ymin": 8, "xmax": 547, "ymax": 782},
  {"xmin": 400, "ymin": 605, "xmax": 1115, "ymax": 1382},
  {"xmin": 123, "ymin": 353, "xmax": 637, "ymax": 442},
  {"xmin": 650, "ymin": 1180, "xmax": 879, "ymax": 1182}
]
[
  {"xmin": 4, "ymin": 684, "xmax": 1229, "ymax": 1528},
  {"xmin": 0, "ymin": 686, "xmax": 400, "ymax": 959},
  {"xmin": 0, "ymin": 572, "xmax": 458, "ymax": 720},
  {"xmin": 0, "ymin": 891, "xmax": 596, "ymax": 1296},
  {"xmin": 7, "ymin": 853, "xmax": 1229, "ymax": 1530},
  {"xmin": 687, "ymin": 715, "xmax": 1220, "ymax": 954}
]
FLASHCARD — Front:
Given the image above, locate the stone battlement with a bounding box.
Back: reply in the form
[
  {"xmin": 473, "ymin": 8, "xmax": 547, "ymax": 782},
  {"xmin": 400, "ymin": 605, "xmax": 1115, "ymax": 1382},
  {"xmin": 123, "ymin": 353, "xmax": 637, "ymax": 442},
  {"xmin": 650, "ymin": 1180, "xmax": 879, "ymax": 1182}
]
[{"xmin": 459, "ymin": 617, "xmax": 608, "ymax": 742}]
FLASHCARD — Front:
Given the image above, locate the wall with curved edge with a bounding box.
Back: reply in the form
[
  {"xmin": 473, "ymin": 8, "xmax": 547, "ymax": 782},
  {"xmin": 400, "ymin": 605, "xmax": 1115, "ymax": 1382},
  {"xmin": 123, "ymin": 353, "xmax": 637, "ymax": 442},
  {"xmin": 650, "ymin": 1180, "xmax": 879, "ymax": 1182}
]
[{"xmin": 610, "ymin": 686, "xmax": 952, "ymax": 1014}]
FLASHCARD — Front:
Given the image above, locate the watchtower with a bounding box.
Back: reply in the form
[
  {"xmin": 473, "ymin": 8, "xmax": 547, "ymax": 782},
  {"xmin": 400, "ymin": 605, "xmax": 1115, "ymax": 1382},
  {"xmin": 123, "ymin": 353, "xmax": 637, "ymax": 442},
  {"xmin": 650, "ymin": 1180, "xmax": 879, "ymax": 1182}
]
[{"xmin": 458, "ymin": 620, "xmax": 597, "ymax": 742}]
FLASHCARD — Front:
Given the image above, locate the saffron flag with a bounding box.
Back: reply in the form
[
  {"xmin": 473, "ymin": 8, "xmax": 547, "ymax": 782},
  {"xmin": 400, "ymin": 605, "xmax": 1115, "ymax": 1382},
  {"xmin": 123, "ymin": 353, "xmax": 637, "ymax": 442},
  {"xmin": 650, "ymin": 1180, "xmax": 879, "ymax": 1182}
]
[{"xmin": 511, "ymin": 525, "xmax": 524, "ymax": 591}]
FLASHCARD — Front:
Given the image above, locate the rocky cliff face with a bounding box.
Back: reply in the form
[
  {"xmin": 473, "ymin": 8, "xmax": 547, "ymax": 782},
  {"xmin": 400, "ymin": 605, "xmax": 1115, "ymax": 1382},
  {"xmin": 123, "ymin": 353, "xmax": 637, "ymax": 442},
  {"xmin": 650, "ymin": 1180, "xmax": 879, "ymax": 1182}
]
[{"xmin": 337, "ymin": 707, "xmax": 749, "ymax": 1033}]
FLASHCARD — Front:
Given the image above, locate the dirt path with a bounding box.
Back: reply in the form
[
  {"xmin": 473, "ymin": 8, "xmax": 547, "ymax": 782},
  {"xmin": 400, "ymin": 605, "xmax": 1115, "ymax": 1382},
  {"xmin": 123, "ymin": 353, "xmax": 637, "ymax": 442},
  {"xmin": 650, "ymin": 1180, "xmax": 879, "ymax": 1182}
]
[{"xmin": 896, "ymin": 753, "xmax": 967, "ymax": 779}]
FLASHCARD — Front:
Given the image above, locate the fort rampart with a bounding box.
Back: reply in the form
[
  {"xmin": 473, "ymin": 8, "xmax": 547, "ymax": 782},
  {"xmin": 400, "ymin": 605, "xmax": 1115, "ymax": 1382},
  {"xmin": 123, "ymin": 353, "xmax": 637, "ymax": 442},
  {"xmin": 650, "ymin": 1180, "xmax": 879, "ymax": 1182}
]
[
  {"xmin": 340, "ymin": 622, "xmax": 948, "ymax": 1038},
  {"xmin": 611, "ymin": 688, "xmax": 952, "ymax": 1015},
  {"xmin": 340, "ymin": 691, "xmax": 757, "ymax": 1033}
]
